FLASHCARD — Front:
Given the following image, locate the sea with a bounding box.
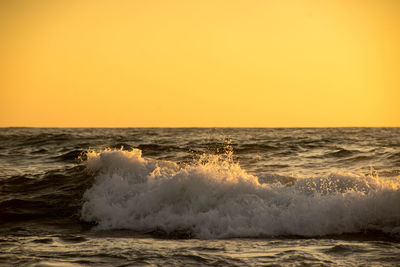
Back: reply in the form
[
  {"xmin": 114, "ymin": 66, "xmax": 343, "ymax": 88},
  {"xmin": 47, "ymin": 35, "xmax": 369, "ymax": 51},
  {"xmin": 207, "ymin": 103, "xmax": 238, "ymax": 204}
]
[{"xmin": 1, "ymin": 127, "xmax": 400, "ymax": 266}]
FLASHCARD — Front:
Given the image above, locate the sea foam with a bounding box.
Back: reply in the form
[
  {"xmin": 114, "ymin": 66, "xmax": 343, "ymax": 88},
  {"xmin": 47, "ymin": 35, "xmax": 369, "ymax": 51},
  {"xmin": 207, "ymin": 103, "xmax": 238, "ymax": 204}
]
[{"xmin": 81, "ymin": 148, "xmax": 400, "ymax": 238}]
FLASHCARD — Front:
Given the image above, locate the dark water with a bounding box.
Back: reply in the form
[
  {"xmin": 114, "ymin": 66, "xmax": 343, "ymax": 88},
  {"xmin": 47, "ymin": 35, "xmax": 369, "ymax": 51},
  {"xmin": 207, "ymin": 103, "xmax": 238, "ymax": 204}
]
[{"xmin": 1, "ymin": 128, "xmax": 400, "ymax": 266}]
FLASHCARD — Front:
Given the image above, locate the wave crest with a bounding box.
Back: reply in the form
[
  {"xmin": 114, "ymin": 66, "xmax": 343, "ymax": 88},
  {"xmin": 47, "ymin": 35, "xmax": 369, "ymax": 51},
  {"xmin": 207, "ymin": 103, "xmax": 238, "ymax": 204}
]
[{"xmin": 81, "ymin": 148, "xmax": 400, "ymax": 238}]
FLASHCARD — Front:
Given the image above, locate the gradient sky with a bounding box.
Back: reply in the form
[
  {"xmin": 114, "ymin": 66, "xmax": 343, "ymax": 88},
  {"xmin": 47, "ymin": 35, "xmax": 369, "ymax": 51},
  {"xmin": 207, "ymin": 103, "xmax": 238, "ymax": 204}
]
[{"xmin": 1, "ymin": 0, "xmax": 399, "ymax": 127}]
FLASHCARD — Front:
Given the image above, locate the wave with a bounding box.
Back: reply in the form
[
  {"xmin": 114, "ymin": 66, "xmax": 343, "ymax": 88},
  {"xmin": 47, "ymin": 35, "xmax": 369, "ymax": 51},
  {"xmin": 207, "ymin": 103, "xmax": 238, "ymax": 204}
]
[
  {"xmin": 235, "ymin": 143, "xmax": 279, "ymax": 153},
  {"xmin": 52, "ymin": 150, "xmax": 84, "ymax": 162},
  {"xmin": 0, "ymin": 166, "xmax": 92, "ymax": 224},
  {"xmin": 80, "ymin": 148, "xmax": 400, "ymax": 239},
  {"xmin": 324, "ymin": 148, "xmax": 355, "ymax": 158}
]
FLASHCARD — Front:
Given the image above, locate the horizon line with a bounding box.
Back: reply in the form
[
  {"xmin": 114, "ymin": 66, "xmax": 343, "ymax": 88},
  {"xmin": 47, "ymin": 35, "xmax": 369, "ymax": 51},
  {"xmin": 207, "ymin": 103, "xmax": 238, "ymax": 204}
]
[{"xmin": 1, "ymin": 126, "xmax": 399, "ymax": 129}]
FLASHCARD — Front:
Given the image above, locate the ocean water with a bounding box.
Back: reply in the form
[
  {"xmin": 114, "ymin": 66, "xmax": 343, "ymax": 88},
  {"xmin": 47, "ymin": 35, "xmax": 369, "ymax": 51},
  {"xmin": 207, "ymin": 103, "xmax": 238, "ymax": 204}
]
[{"xmin": 1, "ymin": 127, "xmax": 400, "ymax": 266}]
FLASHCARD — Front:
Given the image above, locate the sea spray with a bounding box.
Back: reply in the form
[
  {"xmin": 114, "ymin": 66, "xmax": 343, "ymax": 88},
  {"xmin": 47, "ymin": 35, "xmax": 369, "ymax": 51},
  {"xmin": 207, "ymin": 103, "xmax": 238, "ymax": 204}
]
[{"xmin": 81, "ymin": 148, "xmax": 400, "ymax": 238}]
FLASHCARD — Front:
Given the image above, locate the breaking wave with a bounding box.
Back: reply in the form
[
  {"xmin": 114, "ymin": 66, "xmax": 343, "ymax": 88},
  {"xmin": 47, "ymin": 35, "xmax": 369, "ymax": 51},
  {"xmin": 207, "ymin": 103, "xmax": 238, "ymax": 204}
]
[{"xmin": 81, "ymin": 148, "xmax": 400, "ymax": 239}]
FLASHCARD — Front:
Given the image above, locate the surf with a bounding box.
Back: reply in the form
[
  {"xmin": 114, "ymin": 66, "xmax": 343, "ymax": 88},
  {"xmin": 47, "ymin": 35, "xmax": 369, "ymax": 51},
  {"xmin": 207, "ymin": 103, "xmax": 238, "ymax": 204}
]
[{"xmin": 80, "ymin": 147, "xmax": 400, "ymax": 239}]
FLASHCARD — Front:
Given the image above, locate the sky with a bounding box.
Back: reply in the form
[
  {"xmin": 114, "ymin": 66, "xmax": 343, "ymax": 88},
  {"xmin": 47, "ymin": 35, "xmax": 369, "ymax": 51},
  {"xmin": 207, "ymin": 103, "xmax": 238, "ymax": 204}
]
[{"xmin": 1, "ymin": 0, "xmax": 399, "ymax": 127}]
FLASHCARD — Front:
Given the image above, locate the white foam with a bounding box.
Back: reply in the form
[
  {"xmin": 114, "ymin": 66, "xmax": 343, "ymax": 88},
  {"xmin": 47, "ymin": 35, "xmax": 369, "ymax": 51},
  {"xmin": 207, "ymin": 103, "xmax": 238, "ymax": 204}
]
[{"xmin": 81, "ymin": 148, "xmax": 400, "ymax": 238}]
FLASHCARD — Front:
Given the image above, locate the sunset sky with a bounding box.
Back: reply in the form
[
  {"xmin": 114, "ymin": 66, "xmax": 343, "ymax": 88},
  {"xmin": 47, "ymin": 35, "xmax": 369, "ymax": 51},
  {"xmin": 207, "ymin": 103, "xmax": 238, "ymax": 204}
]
[{"xmin": 1, "ymin": 0, "xmax": 399, "ymax": 127}]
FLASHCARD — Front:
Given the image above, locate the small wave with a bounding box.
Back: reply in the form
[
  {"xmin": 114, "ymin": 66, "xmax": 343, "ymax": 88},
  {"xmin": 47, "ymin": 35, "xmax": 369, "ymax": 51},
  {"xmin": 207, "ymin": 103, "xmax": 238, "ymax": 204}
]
[
  {"xmin": 18, "ymin": 133, "xmax": 73, "ymax": 146},
  {"xmin": 31, "ymin": 149, "xmax": 48, "ymax": 154},
  {"xmin": 137, "ymin": 144, "xmax": 182, "ymax": 154},
  {"xmin": 387, "ymin": 152, "xmax": 400, "ymax": 161},
  {"xmin": 324, "ymin": 148, "xmax": 355, "ymax": 158},
  {"xmin": 0, "ymin": 166, "xmax": 93, "ymax": 224},
  {"xmin": 53, "ymin": 150, "xmax": 84, "ymax": 162},
  {"xmin": 81, "ymin": 148, "xmax": 400, "ymax": 239},
  {"xmin": 339, "ymin": 155, "xmax": 373, "ymax": 163},
  {"xmin": 235, "ymin": 143, "xmax": 279, "ymax": 153},
  {"xmin": 32, "ymin": 238, "xmax": 53, "ymax": 244},
  {"xmin": 0, "ymin": 199, "xmax": 55, "ymax": 221},
  {"xmin": 324, "ymin": 244, "xmax": 366, "ymax": 255}
]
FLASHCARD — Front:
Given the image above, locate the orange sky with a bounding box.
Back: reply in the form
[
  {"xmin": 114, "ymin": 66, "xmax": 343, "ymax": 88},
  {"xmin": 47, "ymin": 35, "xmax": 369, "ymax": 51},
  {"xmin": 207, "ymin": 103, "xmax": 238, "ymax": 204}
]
[{"xmin": 1, "ymin": 0, "xmax": 399, "ymax": 127}]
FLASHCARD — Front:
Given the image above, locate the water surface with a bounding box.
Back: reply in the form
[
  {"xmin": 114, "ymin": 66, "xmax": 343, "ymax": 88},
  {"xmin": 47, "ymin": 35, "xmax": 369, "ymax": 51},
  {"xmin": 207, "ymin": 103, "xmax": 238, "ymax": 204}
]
[{"xmin": 1, "ymin": 128, "xmax": 399, "ymax": 266}]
